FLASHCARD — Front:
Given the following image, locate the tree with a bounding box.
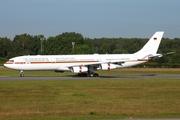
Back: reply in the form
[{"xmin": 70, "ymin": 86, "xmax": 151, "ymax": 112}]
[
  {"xmin": 0, "ymin": 37, "xmax": 13, "ymax": 58},
  {"xmin": 112, "ymin": 49, "xmax": 128, "ymax": 54},
  {"xmin": 13, "ymin": 34, "xmax": 40, "ymax": 56},
  {"xmin": 73, "ymin": 44, "xmax": 92, "ymax": 54},
  {"xmin": 44, "ymin": 36, "xmax": 60, "ymax": 55},
  {"xmin": 98, "ymin": 42, "xmax": 110, "ymax": 54},
  {"xmin": 45, "ymin": 32, "xmax": 85, "ymax": 55}
]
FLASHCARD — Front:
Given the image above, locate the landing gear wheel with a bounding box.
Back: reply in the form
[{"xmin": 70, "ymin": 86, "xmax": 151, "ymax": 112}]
[
  {"xmin": 93, "ymin": 73, "xmax": 99, "ymax": 77},
  {"xmin": 78, "ymin": 73, "xmax": 87, "ymax": 77},
  {"xmin": 20, "ymin": 74, "xmax": 24, "ymax": 77},
  {"xmin": 87, "ymin": 73, "xmax": 99, "ymax": 77},
  {"xmin": 87, "ymin": 73, "xmax": 93, "ymax": 77}
]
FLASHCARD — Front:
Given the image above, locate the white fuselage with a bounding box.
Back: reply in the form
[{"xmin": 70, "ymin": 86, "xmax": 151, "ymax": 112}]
[{"xmin": 4, "ymin": 54, "xmax": 147, "ymax": 71}]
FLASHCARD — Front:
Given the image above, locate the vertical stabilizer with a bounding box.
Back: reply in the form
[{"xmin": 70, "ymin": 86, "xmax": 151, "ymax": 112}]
[{"xmin": 135, "ymin": 31, "xmax": 164, "ymax": 55}]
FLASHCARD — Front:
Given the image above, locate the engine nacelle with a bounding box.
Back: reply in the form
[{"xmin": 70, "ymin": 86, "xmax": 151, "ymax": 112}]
[
  {"xmin": 70, "ymin": 66, "xmax": 88, "ymax": 73},
  {"xmin": 100, "ymin": 63, "xmax": 116, "ymax": 70}
]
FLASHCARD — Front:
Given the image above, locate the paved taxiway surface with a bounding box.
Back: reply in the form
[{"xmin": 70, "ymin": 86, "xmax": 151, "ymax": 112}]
[{"xmin": 0, "ymin": 75, "xmax": 180, "ymax": 80}]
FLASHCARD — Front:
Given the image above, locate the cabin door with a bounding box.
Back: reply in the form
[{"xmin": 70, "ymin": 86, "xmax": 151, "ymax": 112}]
[{"xmin": 51, "ymin": 58, "xmax": 56, "ymax": 63}]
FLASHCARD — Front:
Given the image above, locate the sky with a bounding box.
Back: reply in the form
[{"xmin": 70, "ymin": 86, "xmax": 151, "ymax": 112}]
[{"xmin": 0, "ymin": 0, "xmax": 180, "ymax": 40}]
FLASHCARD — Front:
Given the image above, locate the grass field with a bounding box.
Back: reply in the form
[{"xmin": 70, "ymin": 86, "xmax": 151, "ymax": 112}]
[{"xmin": 0, "ymin": 68, "xmax": 180, "ymax": 120}]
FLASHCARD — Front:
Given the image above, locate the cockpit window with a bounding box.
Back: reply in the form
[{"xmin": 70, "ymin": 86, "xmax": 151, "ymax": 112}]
[{"xmin": 8, "ymin": 60, "xmax": 14, "ymax": 62}]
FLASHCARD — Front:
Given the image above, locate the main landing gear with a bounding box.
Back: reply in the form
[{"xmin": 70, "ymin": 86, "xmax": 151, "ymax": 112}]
[
  {"xmin": 77, "ymin": 66, "xmax": 99, "ymax": 77},
  {"xmin": 20, "ymin": 70, "xmax": 24, "ymax": 77},
  {"xmin": 88, "ymin": 73, "xmax": 99, "ymax": 77},
  {"xmin": 78, "ymin": 72, "xmax": 99, "ymax": 77}
]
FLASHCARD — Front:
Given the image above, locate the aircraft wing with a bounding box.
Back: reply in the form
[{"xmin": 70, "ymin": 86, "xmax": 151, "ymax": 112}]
[{"xmin": 64, "ymin": 60, "xmax": 126, "ymax": 68}]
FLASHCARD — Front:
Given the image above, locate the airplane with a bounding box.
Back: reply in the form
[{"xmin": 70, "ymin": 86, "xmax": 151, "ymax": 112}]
[{"xmin": 4, "ymin": 31, "xmax": 166, "ymax": 77}]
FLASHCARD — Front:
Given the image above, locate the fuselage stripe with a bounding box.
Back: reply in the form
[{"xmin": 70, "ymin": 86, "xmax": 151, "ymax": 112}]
[{"xmin": 4, "ymin": 60, "xmax": 148, "ymax": 65}]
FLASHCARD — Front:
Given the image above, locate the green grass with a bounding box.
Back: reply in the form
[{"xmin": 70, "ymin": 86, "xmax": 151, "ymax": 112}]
[
  {"xmin": 0, "ymin": 79, "xmax": 180, "ymax": 119},
  {"xmin": 0, "ymin": 68, "xmax": 180, "ymax": 119}
]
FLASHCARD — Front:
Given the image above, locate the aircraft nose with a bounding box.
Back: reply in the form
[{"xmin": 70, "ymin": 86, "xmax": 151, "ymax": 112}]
[
  {"xmin": 3, "ymin": 62, "xmax": 8, "ymax": 68},
  {"xmin": 3, "ymin": 61, "xmax": 11, "ymax": 68}
]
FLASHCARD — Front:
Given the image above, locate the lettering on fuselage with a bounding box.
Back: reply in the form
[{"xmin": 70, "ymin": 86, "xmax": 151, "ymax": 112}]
[
  {"xmin": 56, "ymin": 57, "xmax": 76, "ymax": 61},
  {"xmin": 24, "ymin": 58, "xmax": 49, "ymax": 62}
]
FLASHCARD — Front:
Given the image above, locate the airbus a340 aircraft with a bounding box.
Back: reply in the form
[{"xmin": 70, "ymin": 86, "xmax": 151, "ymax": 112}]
[{"xmin": 4, "ymin": 31, "xmax": 166, "ymax": 77}]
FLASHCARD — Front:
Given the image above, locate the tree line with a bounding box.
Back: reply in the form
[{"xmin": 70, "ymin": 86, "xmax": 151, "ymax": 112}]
[{"xmin": 0, "ymin": 32, "xmax": 179, "ymax": 67}]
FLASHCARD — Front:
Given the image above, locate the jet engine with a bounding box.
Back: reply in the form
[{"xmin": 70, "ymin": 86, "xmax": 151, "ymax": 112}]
[
  {"xmin": 70, "ymin": 66, "xmax": 88, "ymax": 73},
  {"xmin": 100, "ymin": 63, "xmax": 116, "ymax": 70}
]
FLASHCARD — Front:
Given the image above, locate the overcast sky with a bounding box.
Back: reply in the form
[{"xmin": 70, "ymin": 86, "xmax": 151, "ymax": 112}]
[{"xmin": 0, "ymin": 0, "xmax": 180, "ymax": 40}]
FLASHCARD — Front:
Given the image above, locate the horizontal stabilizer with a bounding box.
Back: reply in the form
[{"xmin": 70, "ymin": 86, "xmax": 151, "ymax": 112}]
[{"xmin": 149, "ymin": 52, "xmax": 175, "ymax": 60}]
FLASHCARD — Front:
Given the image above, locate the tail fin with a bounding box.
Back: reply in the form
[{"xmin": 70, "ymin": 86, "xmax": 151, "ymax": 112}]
[{"xmin": 135, "ymin": 31, "xmax": 164, "ymax": 55}]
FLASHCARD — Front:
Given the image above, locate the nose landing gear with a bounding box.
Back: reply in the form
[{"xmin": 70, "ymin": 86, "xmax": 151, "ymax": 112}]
[{"xmin": 20, "ymin": 70, "xmax": 24, "ymax": 77}]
